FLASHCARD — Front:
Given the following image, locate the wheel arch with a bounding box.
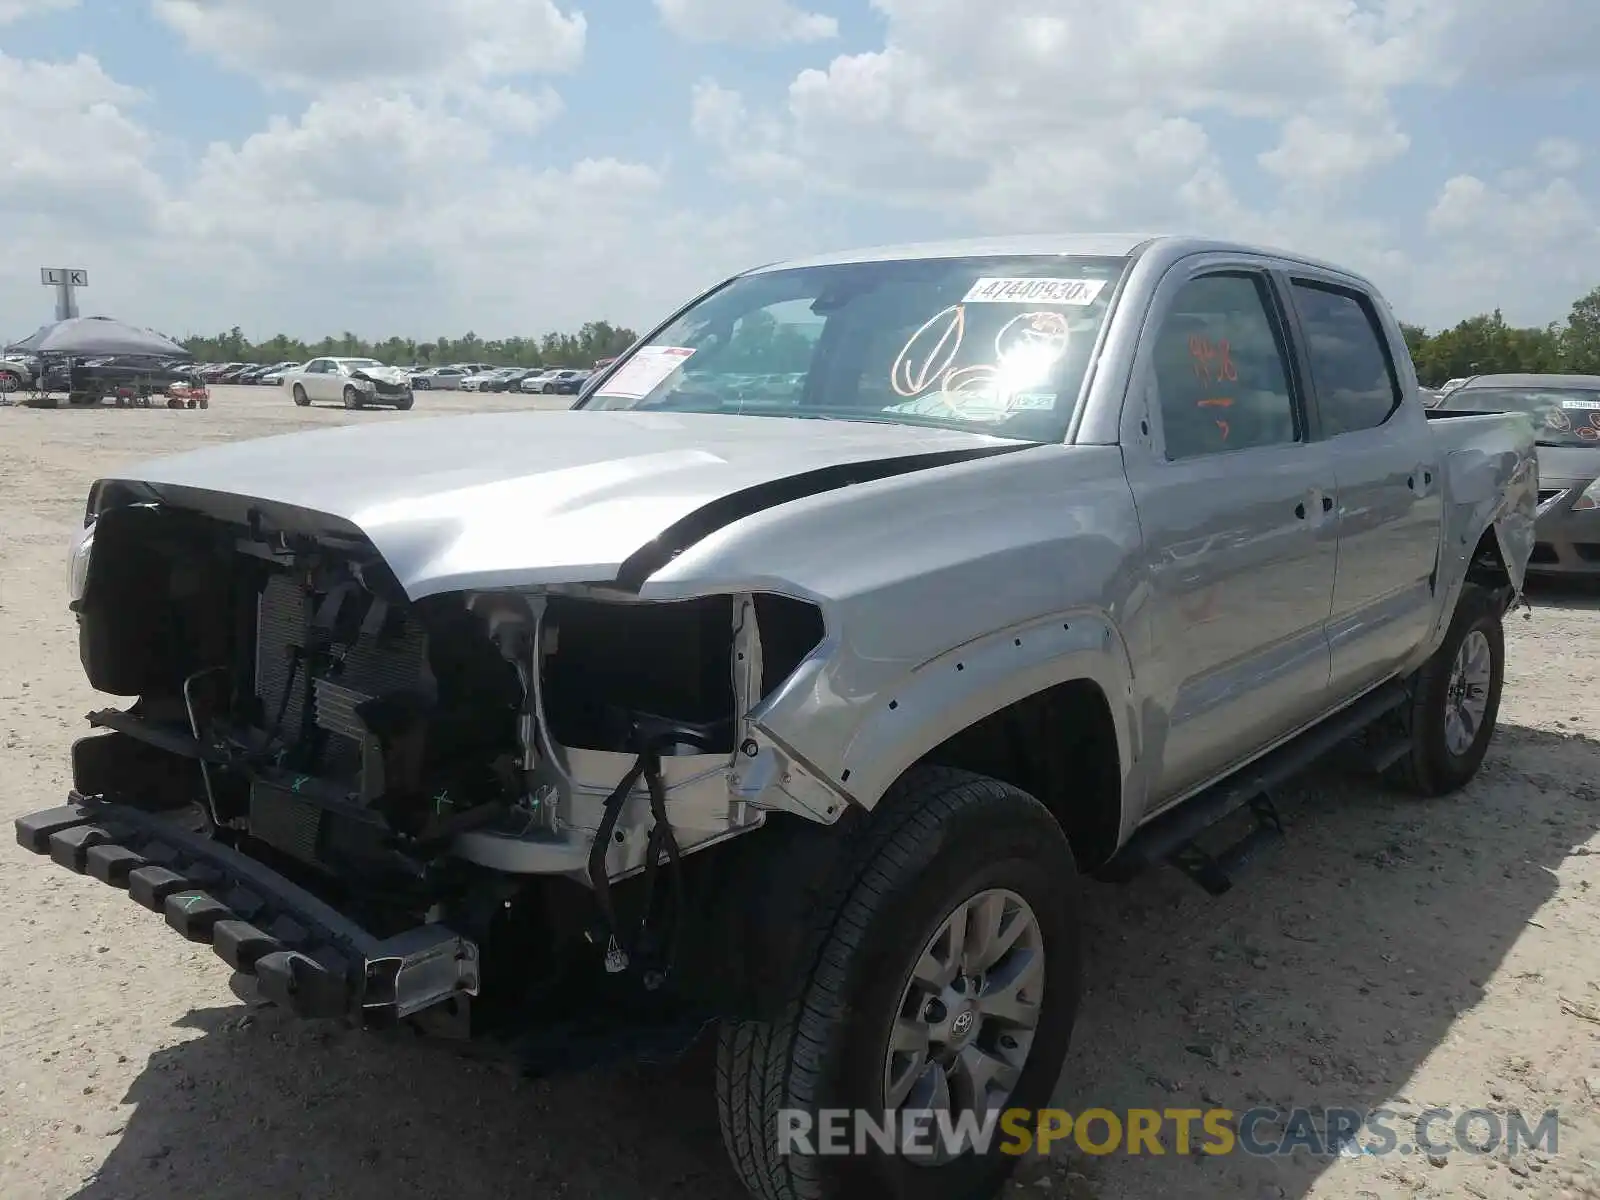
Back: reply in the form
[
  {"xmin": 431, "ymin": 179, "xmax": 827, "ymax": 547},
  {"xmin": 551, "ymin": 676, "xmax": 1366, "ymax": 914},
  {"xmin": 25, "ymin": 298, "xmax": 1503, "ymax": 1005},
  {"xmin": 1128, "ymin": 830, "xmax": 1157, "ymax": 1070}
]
[{"xmin": 826, "ymin": 613, "xmax": 1136, "ymax": 872}]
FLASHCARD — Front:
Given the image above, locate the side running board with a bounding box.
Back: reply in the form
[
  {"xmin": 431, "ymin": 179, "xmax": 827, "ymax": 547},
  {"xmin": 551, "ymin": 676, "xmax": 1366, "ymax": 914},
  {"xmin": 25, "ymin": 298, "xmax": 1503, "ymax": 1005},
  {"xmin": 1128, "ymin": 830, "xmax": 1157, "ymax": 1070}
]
[{"xmin": 1100, "ymin": 679, "xmax": 1410, "ymax": 895}]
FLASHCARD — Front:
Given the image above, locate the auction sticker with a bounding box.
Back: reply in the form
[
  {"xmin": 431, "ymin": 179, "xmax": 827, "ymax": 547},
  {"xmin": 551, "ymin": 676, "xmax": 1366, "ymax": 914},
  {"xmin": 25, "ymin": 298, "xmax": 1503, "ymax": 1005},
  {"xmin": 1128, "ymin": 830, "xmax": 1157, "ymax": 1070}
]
[
  {"xmin": 963, "ymin": 277, "xmax": 1107, "ymax": 305},
  {"xmin": 1559, "ymin": 397, "xmax": 1600, "ymax": 409},
  {"xmin": 595, "ymin": 346, "xmax": 695, "ymax": 399}
]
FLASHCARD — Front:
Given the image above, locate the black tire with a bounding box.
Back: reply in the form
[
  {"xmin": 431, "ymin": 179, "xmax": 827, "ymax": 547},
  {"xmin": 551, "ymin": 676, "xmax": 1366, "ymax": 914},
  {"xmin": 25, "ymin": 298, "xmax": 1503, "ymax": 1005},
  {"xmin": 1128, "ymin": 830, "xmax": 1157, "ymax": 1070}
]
[
  {"xmin": 1390, "ymin": 582, "xmax": 1505, "ymax": 796},
  {"xmin": 343, "ymin": 385, "xmax": 363, "ymax": 410},
  {"xmin": 716, "ymin": 766, "xmax": 1082, "ymax": 1200},
  {"xmin": 292, "ymin": 384, "xmax": 310, "ymax": 407},
  {"xmin": 415, "ymin": 379, "xmax": 430, "ymax": 390},
  {"xmin": 393, "ymin": 394, "xmax": 414, "ymax": 411},
  {"xmin": 542, "ymin": 383, "xmax": 555, "ymax": 394}
]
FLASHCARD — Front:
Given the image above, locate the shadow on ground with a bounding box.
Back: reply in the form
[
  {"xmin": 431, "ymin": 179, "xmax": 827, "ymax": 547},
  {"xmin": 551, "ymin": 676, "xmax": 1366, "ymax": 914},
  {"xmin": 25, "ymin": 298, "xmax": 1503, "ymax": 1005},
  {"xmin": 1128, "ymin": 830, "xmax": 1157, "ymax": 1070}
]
[
  {"xmin": 1525, "ymin": 573, "xmax": 1600, "ymax": 612},
  {"xmin": 72, "ymin": 714, "xmax": 1600, "ymax": 1198}
]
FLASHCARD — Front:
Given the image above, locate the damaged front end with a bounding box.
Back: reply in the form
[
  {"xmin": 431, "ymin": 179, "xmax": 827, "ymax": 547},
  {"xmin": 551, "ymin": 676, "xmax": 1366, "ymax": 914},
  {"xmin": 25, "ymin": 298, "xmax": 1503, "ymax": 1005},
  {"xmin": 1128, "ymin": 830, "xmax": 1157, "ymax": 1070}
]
[
  {"xmin": 25, "ymin": 493, "xmax": 837, "ymax": 1056},
  {"xmin": 347, "ymin": 367, "xmax": 412, "ymax": 402}
]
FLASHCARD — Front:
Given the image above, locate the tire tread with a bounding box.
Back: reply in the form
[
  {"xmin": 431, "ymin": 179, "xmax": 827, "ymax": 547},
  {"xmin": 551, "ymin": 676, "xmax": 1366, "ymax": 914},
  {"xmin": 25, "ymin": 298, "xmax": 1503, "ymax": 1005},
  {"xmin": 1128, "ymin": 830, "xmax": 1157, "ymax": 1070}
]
[
  {"xmin": 1391, "ymin": 582, "xmax": 1504, "ymax": 797},
  {"xmin": 715, "ymin": 766, "xmax": 1062, "ymax": 1200}
]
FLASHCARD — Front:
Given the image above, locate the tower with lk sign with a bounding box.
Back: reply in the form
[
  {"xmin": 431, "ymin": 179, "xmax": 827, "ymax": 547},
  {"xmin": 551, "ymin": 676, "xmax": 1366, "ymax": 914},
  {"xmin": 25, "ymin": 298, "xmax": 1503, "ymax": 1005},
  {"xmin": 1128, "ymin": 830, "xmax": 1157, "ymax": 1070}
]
[{"xmin": 40, "ymin": 267, "xmax": 88, "ymax": 321}]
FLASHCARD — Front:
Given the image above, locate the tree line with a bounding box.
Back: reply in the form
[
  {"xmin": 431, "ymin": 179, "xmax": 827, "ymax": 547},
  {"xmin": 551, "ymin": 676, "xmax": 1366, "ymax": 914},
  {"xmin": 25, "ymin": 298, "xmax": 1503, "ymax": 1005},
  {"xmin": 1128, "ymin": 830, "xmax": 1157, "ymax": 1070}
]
[
  {"xmin": 1403, "ymin": 284, "xmax": 1600, "ymax": 384},
  {"xmin": 180, "ymin": 321, "xmax": 639, "ymax": 369},
  {"xmin": 179, "ymin": 281, "xmax": 1600, "ymax": 383}
]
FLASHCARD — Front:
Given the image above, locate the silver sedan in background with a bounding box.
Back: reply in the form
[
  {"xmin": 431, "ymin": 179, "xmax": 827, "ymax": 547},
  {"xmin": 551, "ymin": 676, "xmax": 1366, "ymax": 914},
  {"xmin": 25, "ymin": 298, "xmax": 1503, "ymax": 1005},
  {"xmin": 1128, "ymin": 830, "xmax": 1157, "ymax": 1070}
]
[{"xmin": 1439, "ymin": 372, "xmax": 1600, "ymax": 575}]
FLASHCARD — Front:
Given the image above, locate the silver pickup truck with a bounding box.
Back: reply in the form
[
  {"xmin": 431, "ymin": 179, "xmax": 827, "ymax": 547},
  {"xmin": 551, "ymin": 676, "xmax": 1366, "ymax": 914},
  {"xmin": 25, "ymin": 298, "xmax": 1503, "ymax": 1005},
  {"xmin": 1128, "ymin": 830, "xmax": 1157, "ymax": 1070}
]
[{"xmin": 18, "ymin": 235, "xmax": 1535, "ymax": 1200}]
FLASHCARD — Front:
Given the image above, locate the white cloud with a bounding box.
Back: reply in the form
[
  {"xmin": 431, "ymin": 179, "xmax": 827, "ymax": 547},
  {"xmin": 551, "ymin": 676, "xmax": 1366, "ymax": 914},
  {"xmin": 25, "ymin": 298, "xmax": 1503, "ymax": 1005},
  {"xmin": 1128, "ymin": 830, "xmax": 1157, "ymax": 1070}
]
[
  {"xmin": 152, "ymin": 0, "xmax": 587, "ymax": 87},
  {"xmin": 0, "ymin": 0, "xmax": 75, "ymax": 23},
  {"xmin": 1258, "ymin": 105, "xmax": 1410, "ymax": 191},
  {"xmin": 680, "ymin": 0, "xmax": 1600, "ymax": 325},
  {"xmin": 0, "ymin": 1, "xmax": 801, "ymax": 343},
  {"xmin": 1535, "ymin": 136, "xmax": 1583, "ymax": 173},
  {"xmin": 0, "ymin": 52, "xmax": 162, "ymax": 228},
  {"xmin": 690, "ymin": 79, "xmax": 804, "ymax": 184},
  {"xmin": 692, "ymin": 0, "xmax": 1422, "ymax": 229},
  {"xmin": 1424, "ymin": 172, "xmax": 1600, "ymax": 322},
  {"xmin": 5, "ymin": 0, "xmax": 1600, "ymax": 344},
  {"xmin": 656, "ymin": 0, "xmax": 837, "ymax": 45},
  {"xmin": 0, "ymin": 52, "xmax": 799, "ymax": 342}
]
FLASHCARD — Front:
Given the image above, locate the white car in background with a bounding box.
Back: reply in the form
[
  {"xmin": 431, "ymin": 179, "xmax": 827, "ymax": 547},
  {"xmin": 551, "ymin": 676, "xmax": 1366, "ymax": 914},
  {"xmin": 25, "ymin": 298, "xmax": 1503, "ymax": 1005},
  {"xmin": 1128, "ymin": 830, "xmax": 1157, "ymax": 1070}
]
[
  {"xmin": 410, "ymin": 366, "xmax": 468, "ymax": 391},
  {"xmin": 528, "ymin": 368, "xmax": 589, "ymax": 395},
  {"xmin": 282, "ymin": 356, "xmax": 415, "ymax": 410},
  {"xmin": 259, "ymin": 362, "xmax": 302, "ymax": 386},
  {"xmin": 459, "ymin": 369, "xmax": 509, "ymax": 392}
]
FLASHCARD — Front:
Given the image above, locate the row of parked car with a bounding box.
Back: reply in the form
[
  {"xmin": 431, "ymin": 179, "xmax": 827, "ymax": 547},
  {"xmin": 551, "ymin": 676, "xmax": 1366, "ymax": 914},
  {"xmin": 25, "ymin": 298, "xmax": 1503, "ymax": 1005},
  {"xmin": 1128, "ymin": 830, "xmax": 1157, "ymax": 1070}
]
[{"xmin": 195, "ymin": 359, "xmax": 593, "ymax": 394}]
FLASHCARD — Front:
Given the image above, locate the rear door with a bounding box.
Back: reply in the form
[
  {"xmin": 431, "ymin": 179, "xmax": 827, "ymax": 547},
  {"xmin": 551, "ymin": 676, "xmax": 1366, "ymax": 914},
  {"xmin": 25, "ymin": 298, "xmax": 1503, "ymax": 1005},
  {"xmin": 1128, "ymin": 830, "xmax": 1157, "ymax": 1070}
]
[
  {"xmin": 1123, "ymin": 259, "xmax": 1340, "ymax": 802},
  {"xmin": 1283, "ymin": 276, "xmax": 1443, "ymax": 697}
]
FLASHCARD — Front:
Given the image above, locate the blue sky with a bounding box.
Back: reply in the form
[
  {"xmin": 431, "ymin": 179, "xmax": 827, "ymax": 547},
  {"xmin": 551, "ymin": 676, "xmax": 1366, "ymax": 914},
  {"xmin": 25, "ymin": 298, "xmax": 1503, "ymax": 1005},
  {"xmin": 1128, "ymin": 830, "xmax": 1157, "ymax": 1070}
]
[{"xmin": 2, "ymin": 0, "xmax": 1598, "ymax": 341}]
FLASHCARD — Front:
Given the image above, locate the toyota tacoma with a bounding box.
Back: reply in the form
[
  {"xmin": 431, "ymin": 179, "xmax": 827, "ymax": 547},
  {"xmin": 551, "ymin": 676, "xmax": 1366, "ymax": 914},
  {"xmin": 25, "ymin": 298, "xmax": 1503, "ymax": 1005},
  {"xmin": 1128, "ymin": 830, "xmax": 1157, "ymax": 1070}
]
[{"xmin": 17, "ymin": 234, "xmax": 1536, "ymax": 1200}]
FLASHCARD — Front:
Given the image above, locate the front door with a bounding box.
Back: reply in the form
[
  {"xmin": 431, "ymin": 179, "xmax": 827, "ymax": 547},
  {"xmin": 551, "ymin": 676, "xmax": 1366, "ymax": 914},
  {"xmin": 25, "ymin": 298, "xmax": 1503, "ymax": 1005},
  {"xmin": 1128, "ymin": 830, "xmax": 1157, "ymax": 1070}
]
[{"xmin": 1123, "ymin": 266, "xmax": 1339, "ymax": 803}]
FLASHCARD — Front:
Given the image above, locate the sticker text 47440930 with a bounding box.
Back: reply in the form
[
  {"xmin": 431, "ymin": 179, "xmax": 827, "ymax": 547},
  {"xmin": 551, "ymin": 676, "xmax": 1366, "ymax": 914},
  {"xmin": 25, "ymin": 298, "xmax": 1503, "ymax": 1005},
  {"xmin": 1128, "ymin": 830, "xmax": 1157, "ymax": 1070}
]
[{"xmin": 963, "ymin": 277, "xmax": 1107, "ymax": 305}]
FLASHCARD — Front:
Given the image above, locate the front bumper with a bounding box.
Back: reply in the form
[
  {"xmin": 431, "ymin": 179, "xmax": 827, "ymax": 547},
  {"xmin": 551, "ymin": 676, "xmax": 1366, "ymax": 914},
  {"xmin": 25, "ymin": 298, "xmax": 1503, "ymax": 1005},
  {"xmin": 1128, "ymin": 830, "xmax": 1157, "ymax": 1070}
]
[{"xmin": 15, "ymin": 798, "xmax": 478, "ymax": 1023}]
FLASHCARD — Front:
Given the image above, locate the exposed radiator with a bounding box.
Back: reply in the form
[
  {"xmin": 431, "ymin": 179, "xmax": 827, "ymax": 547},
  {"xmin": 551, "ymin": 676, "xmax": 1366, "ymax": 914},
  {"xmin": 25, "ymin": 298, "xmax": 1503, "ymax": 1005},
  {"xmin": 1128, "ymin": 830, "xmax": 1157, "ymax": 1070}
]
[
  {"xmin": 250, "ymin": 571, "xmax": 433, "ymax": 866},
  {"xmin": 249, "ymin": 782, "xmax": 324, "ymax": 865},
  {"xmin": 254, "ymin": 573, "xmax": 432, "ymax": 768}
]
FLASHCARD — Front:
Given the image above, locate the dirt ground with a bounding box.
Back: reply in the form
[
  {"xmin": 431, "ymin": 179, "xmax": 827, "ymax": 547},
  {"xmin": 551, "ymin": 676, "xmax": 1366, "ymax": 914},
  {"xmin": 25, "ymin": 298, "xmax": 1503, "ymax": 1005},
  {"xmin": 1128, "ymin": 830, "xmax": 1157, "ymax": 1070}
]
[{"xmin": 0, "ymin": 384, "xmax": 1597, "ymax": 1200}]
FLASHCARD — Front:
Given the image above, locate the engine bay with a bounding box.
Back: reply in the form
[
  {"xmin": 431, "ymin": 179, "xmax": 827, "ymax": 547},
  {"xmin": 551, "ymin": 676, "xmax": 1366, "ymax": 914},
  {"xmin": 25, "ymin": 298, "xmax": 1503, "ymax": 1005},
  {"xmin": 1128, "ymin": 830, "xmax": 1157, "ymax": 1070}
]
[{"xmin": 69, "ymin": 499, "xmax": 828, "ymax": 960}]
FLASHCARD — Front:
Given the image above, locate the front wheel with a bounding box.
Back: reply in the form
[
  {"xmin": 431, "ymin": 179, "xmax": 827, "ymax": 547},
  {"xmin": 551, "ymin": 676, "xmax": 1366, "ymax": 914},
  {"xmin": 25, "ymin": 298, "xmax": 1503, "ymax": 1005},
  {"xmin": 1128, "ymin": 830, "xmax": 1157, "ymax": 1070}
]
[
  {"xmin": 716, "ymin": 767, "xmax": 1081, "ymax": 1200},
  {"xmin": 292, "ymin": 384, "xmax": 310, "ymax": 407},
  {"xmin": 1390, "ymin": 582, "xmax": 1505, "ymax": 796},
  {"xmin": 343, "ymin": 385, "xmax": 363, "ymax": 410},
  {"xmin": 393, "ymin": 394, "xmax": 414, "ymax": 411}
]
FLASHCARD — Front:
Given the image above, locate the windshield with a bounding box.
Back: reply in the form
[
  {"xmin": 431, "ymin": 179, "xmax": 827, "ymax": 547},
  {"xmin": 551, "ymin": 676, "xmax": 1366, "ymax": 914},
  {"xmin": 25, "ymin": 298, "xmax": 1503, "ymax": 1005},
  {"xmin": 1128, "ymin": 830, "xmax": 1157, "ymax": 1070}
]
[
  {"xmin": 343, "ymin": 359, "xmax": 383, "ymax": 370},
  {"xmin": 1442, "ymin": 385, "xmax": 1600, "ymax": 447},
  {"xmin": 579, "ymin": 254, "xmax": 1129, "ymax": 441}
]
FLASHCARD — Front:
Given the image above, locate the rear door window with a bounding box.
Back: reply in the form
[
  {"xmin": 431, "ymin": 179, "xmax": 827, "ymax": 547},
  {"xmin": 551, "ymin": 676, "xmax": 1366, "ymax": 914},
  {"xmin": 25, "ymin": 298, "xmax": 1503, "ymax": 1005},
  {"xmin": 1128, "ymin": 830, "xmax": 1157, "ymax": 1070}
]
[{"xmin": 1290, "ymin": 281, "xmax": 1402, "ymax": 436}]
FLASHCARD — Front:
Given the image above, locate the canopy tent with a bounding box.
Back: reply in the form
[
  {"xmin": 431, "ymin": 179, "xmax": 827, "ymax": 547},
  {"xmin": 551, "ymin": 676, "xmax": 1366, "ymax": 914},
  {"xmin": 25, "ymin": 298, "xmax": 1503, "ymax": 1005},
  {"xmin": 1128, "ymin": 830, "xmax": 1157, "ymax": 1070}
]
[{"xmin": 5, "ymin": 316, "xmax": 190, "ymax": 359}]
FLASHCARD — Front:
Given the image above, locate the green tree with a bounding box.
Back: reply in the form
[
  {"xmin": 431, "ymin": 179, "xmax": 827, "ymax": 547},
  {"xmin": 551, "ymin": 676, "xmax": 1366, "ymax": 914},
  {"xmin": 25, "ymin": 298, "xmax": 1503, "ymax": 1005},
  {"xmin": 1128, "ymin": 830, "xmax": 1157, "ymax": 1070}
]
[
  {"xmin": 179, "ymin": 321, "xmax": 639, "ymax": 369},
  {"xmin": 1562, "ymin": 286, "xmax": 1600, "ymax": 374}
]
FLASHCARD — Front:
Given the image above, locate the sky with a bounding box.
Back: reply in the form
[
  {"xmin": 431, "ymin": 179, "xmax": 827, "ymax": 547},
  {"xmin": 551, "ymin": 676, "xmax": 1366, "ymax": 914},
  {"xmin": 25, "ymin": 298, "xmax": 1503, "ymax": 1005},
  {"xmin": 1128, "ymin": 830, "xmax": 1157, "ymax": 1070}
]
[{"xmin": 2, "ymin": 0, "xmax": 1599, "ymax": 344}]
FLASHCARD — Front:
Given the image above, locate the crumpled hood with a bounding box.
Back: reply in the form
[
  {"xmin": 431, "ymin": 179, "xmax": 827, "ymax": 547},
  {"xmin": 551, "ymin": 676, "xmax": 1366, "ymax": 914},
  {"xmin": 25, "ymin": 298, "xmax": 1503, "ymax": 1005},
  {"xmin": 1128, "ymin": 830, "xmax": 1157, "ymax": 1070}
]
[
  {"xmin": 93, "ymin": 409, "xmax": 1026, "ymax": 597},
  {"xmin": 350, "ymin": 365, "xmax": 409, "ymax": 386}
]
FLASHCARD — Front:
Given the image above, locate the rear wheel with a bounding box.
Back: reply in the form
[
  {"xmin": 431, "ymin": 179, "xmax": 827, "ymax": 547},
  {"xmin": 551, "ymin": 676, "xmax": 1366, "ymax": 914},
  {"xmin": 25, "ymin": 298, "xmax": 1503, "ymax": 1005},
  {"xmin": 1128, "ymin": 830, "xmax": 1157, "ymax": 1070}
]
[
  {"xmin": 1390, "ymin": 582, "xmax": 1505, "ymax": 796},
  {"xmin": 292, "ymin": 384, "xmax": 310, "ymax": 407},
  {"xmin": 716, "ymin": 767, "xmax": 1082, "ymax": 1200}
]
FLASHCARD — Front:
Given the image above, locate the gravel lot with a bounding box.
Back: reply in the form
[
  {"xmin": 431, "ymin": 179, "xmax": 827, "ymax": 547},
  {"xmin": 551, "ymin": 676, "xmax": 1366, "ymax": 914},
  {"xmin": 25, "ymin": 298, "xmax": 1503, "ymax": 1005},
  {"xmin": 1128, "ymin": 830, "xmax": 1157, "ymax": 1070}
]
[{"xmin": 1, "ymin": 384, "xmax": 1597, "ymax": 1200}]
